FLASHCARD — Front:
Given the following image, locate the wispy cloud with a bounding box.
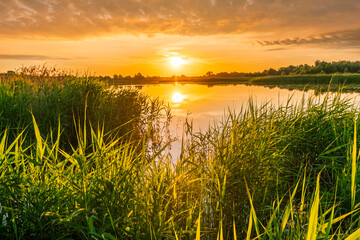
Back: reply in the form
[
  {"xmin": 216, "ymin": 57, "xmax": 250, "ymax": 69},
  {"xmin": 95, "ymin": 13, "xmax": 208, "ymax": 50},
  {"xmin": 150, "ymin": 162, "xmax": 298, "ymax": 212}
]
[
  {"xmin": 257, "ymin": 29, "xmax": 360, "ymax": 48},
  {"xmin": 0, "ymin": 54, "xmax": 74, "ymax": 60},
  {"xmin": 0, "ymin": 0, "xmax": 358, "ymax": 39},
  {"xmin": 264, "ymin": 48, "xmax": 288, "ymax": 51}
]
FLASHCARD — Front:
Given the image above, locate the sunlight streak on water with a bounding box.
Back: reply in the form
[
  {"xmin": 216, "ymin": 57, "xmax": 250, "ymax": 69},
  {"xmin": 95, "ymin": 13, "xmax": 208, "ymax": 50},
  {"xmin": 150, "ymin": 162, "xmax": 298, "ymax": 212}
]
[
  {"xmin": 128, "ymin": 84, "xmax": 359, "ymax": 158},
  {"xmin": 172, "ymin": 92, "xmax": 185, "ymax": 103}
]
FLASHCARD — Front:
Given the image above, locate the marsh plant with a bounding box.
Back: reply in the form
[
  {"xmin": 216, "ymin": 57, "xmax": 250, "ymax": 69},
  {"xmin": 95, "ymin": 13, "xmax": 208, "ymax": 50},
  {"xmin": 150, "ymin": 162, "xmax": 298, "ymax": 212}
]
[
  {"xmin": 0, "ymin": 67, "xmax": 171, "ymax": 153},
  {"xmin": 1, "ymin": 72, "xmax": 360, "ymax": 239}
]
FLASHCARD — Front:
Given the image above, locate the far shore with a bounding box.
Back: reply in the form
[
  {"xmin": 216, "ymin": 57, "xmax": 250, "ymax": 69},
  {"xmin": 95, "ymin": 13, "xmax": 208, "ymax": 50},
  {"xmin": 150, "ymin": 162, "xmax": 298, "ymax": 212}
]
[{"xmin": 109, "ymin": 74, "xmax": 360, "ymax": 92}]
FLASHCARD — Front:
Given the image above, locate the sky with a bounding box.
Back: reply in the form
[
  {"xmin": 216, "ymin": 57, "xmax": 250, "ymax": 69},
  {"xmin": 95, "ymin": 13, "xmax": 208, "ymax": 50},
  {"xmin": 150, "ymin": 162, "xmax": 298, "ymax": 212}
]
[{"xmin": 0, "ymin": 0, "xmax": 359, "ymax": 76}]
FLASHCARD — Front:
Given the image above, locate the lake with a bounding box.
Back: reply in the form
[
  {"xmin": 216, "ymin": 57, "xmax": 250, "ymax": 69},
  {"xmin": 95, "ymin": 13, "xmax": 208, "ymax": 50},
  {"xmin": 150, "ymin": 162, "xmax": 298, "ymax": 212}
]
[{"xmin": 131, "ymin": 83, "xmax": 358, "ymax": 157}]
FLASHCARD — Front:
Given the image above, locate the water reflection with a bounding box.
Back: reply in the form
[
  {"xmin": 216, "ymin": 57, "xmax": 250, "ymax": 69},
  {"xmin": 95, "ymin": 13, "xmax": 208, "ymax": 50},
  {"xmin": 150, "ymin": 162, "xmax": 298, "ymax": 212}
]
[
  {"xmin": 136, "ymin": 83, "xmax": 358, "ymax": 158},
  {"xmin": 172, "ymin": 92, "xmax": 185, "ymax": 103}
]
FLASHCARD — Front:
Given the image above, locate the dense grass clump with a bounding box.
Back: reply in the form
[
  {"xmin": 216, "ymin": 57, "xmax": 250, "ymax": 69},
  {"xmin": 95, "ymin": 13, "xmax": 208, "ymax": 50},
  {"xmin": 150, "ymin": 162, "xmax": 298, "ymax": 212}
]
[
  {"xmin": 1, "ymin": 74, "xmax": 360, "ymax": 239},
  {"xmin": 181, "ymin": 91, "xmax": 360, "ymax": 238},
  {"xmin": 0, "ymin": 122, "xmax": 174, "ymax": 239},
  {"xmin": 0, "ymin": 71, "xmax": 169, "ymax": 151}
]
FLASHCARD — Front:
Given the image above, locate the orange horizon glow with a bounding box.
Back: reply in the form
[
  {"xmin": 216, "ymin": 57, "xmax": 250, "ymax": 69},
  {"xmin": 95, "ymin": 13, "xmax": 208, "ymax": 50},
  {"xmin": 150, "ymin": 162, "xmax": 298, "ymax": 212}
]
[
  {"xmin": 1, "ymin": 36, "xmax": 358, "ymax": 77},
  {"xmin": 0, "ymin": 1, "xmax": 359, "ymax": 77}
]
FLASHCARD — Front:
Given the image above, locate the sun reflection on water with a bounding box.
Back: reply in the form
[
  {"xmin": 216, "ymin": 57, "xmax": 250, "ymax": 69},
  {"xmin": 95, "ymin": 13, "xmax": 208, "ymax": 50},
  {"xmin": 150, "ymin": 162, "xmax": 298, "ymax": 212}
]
[{"xmin": 172, "ymin": 92, "xmax": 185, "ymax": 103}]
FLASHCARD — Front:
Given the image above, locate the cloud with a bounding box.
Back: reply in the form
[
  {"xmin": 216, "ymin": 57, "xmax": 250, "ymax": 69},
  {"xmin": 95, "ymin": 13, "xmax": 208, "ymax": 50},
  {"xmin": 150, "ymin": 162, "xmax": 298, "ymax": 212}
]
[
  {"xmin": 0, "ymin": 0, "xmax": 359, "ymax": 39},
  {"xmin": 264, "ymin": 48, "xmax": 287, "ymax": 51},
  {"xmin": 0, "ymin": 54, "xmax": 73, "ymax": 60},
  {"xmin": 257, "ymin": 29, "xmax": 360, "ymax": 48}
]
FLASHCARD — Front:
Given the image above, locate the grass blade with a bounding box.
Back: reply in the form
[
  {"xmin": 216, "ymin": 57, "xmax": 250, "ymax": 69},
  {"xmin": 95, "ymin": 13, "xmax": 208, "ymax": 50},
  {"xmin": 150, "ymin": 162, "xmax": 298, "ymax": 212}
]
[{"xmin": 306, "ymin": 169, "xmax": 322, "ymax": 240}]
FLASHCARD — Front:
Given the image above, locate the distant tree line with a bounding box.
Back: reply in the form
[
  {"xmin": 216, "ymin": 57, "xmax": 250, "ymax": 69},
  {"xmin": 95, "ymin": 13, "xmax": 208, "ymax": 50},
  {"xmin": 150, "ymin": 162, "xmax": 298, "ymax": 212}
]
[
  {"xmin": 70, "ymin": 60, "xmax": 360, "ymax": 82},
  {"xmin": 109, "ymin": 73, "xmax": 161, "ymax": 81},
  {"xmin": 6, "ymin": 61, "xmax": 358, "ymax": 82},
  {"xmin": 207, "ymin": 60, "xmax": 360, "ymax": 78}
]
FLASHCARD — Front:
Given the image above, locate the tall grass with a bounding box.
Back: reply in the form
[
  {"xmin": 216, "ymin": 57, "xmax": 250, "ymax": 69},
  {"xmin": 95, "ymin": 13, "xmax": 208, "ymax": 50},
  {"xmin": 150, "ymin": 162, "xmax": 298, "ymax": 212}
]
[
  {"xmin": 1, "ymin": 74, "xmax": 360, "ymax": 239},
  {"xmin": 0, "ymin": 69, "xmax": 170, "ymax": 152},
  {"xmin": 179, "ymin": 90, "xmax": 360, "ymax": 238}
]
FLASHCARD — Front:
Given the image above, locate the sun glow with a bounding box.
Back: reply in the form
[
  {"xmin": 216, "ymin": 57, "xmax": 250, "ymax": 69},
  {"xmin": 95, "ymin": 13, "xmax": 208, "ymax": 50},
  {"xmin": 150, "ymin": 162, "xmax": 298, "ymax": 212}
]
[
  {"xmin": 172, "ymin": 92, "xmax": 185, "ymax": 103},
  {"xmin": 170, "ymin": 57, "xmax": 185, "ymax": 67}
]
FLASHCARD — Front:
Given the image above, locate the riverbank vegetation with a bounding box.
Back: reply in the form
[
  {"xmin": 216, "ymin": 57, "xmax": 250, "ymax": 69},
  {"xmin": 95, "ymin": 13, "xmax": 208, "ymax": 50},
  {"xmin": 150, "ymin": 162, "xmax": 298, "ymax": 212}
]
[
  {"xmin": 247, "ymin": 74, "xmax": 360, "ymax": 93},
  {"xmin": 1, "ymin": 73, "xmax": 360, "ymax": 239},
  {"xmin": 0, "ymin": 67, "xmax": 169, "ymax": 152},
  {"xmin": 109, "ymin": 60, "xmax": 360, "ymax": 80},
  {"xmin": 248, "ymin": 74, "xmax": 360, "ymax": 85},
  {"xmin": 2, "ymin": 63, "xmax": 360, "ymax": 90}
]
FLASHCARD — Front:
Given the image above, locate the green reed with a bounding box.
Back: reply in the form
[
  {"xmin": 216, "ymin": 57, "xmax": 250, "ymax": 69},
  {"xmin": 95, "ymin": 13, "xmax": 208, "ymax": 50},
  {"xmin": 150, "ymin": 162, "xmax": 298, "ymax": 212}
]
[
  {"xmin": 180, "ymin": 89, "xmax": 360, "ymax": 239},
  {"xmin": 0, "ymin": 72, "xmax": 169, "ymax": 152},
  {"xmin": 1, "ymin": 76, "xmax": 360, "ymax": 239}
]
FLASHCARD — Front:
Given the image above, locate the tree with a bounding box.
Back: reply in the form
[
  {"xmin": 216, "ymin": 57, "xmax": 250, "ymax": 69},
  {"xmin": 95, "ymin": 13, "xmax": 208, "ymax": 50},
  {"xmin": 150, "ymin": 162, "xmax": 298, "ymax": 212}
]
[
  {"xmin": 267, "ymin": 68, "xmax": 277, "ymax": 76},
  {"xmin": 206, "ymin": 71, "xmax": 214, "ymax": 77},
  {"xmin": 134, "ymin": 73, "xmax": 145, "ymax": 80}
]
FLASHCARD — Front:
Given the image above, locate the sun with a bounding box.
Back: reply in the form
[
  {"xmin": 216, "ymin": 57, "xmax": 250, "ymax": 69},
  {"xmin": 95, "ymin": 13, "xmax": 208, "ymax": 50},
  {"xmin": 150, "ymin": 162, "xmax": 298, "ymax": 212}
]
[
  {"xmin": 172, "ymin": 92, "xmax": 185, "ymax": 103},
  {"xmin": 170, "ymin": 57, "xmax": 185, "ymax": 67}
]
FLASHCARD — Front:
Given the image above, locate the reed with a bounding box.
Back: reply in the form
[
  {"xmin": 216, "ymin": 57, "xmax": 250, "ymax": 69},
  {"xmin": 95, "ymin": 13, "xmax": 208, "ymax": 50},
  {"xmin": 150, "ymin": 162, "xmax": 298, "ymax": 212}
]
[
  {"xmin": 1, "ymin": 75, "xmax": 360, "ymax": 239},
  {"xmin": 0, "ymin": 71, "xmax": 169, "ymax": 152}
]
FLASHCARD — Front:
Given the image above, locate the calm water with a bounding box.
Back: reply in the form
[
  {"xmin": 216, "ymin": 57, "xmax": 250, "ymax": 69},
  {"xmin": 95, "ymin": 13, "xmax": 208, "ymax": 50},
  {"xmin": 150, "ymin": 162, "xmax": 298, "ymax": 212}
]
[{"xmin": 134, "ymin": 83, "xmax": 358, "ymax": 157}]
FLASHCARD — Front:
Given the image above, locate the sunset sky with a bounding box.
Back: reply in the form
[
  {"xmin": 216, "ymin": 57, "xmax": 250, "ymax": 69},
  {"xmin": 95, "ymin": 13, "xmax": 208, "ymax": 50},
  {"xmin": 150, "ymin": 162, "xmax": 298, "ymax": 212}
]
[{"xmin": 0, "ymin": 0, "xmax": 359, "ymax": 76}]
